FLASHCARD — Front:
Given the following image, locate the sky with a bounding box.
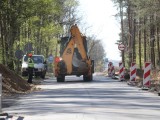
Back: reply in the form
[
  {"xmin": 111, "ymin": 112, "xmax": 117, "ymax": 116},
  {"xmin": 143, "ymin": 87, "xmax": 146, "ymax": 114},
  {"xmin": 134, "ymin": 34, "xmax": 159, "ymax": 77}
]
[{"xmin": 77, "ymin": 0, "xmax": 121, "ymax": 61}]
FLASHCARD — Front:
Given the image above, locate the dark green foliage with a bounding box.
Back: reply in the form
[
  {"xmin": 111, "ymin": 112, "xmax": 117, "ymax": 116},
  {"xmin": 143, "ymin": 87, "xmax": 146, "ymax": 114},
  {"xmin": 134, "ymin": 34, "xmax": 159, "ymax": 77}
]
[
  {"xmin": 0, "ymin": 0, "xmax": 79, "ymax": 71},
  {"xmin": 112, "ymin": 0, "xmax": 160, "ymax": 69}
]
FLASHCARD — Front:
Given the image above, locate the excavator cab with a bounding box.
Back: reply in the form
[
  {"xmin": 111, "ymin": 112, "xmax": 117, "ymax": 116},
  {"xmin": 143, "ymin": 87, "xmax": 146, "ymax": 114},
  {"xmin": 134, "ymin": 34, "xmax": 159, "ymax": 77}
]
[{"xmin": 54, "ymin": 25, "xmax": 94, "ymax": 82}]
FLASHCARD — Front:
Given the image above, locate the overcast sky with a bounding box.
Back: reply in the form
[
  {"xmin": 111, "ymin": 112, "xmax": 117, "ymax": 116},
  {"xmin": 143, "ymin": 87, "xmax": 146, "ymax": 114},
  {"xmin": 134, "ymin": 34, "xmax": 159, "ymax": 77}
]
[{"xmin": 77, "ymin": 0, "xmax": 121, "ymax": 61}]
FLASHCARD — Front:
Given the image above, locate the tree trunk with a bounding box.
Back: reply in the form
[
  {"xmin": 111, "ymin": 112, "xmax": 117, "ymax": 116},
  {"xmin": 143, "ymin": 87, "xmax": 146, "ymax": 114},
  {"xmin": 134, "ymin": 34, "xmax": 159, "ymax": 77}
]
[
  {"xmin": 127, "ymin": 1, "xmax": 132, "ymax": 66},
  {"xmin": 143, "ymin": 17, "xmax": 147, "ymax": 63},
  {"xmin": 120, "ymin": 0, "xmax": 125, "ymax": 67},
  {"xmin": 0, "ymin": 10, "xmax": 5, "ymax": 64},
  {"xmin": 150, "ymin": 15, "xmax": 155, "ymax": 68},
  {"xmin": 138, "ymin": 19, "xmax": 142, "ymax": 69},
  {"xmin": 132, "ymin": 13, "xmax": 136, "ymax": 62},
  {"xmin": 157, "ymin": 27, "xmax": 160, "ymax": 66}
]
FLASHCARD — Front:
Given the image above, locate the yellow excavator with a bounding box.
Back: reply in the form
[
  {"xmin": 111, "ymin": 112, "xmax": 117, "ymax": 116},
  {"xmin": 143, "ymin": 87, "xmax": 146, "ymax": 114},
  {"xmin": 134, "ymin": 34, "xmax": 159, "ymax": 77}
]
[{"xmin": 54, "ymin": 24, "xmax": 94, "ymax": 82}]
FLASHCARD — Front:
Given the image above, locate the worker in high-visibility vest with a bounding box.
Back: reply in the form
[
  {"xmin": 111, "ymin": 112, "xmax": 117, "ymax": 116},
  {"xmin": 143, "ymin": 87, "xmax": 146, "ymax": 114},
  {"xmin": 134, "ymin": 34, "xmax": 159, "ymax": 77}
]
[{"xmin": 27, "ymin": 53, "xmax": 34, "ymax": 83}]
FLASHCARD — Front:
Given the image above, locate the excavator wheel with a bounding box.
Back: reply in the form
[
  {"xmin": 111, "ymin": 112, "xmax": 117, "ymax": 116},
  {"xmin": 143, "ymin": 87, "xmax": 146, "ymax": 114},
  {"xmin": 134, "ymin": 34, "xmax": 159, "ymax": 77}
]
[
  {"xmin": 89, "ymin": 74, "xmax": 93, "ymax": 81},
  {"xmin": 83, "ymin": 74, "xmax": 93, "ymax": 82},
  {"xmin": 57, "ymin": 75, "xmax": 65, "ymax": 82}
]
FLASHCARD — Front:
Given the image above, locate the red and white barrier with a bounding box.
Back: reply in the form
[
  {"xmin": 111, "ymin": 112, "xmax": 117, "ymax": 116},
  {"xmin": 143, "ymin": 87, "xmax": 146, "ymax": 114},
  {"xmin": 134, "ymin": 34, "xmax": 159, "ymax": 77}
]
[
  {"xmin": 110, "ymin": 65, "xmax": 115, "ymax": 77},
  {"xmin": 119, "ymin": 62, "xmax": 124, "ymax": 81},
  {"xmin": 108, "ymin": 62, "xmax": 115, "ymax": 77},
  {"xmin": 143, "ymin": 62, "xmax": 151, "ymax": 87},
  {"xmin": 130, "ymin": 62, "xmax": 137, "ymax": 82},
  {"xmin": 108, "ymin": 62, "xmax": 112, "ymax": 77}
]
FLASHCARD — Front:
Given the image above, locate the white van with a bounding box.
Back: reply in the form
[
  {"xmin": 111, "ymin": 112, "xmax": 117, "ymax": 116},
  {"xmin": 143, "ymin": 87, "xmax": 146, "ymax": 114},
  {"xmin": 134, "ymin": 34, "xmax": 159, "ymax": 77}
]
[{"xmin": 21, "ymin": 55, "xmax": 47, "ymax": 79}]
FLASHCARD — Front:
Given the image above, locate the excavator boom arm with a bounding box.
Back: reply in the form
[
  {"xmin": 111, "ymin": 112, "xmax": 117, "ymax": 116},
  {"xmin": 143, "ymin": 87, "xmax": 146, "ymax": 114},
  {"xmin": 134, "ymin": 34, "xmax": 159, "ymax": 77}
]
[{"xmin": 70, "ymin": 25, "xmax": 88, "ymax": 60}]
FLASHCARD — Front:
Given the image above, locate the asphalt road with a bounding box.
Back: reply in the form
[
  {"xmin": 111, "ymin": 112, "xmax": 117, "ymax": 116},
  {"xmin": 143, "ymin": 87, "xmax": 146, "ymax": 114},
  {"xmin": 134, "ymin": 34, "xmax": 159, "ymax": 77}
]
[{"xmin": 2, "ymin": 74, "xmax": 160, "ymax": 120}]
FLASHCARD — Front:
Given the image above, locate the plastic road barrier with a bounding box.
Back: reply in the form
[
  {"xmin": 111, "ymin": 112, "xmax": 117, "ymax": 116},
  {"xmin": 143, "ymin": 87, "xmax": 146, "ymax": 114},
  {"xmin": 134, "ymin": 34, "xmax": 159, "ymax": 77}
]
[
  {"xmin": 110, "ymin": 65, "xmax": 115, "ymax": 78},
  {"xmin": 130, "ymin": 62, "xmax": 137, "ymax": 82},
  {"xmin": 119, "ymin": 62, "xmax": 124, "ymax": 81},
  {"xmin": 143, "ymin": 62, "xmax": 151, "ymax": 88},
  {"xmin": 108, "ymin": 62, "xmax": 112, "ymax": 77}
]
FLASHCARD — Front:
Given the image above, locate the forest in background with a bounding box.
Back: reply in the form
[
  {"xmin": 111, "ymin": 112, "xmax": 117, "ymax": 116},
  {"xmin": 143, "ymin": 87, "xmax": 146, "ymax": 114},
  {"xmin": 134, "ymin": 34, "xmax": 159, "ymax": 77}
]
[
  {"xmin": 0, "ymin": 0, "xmax": 106, "ymax": 72},
  {"xmin": 112, "ymin": 0, "xmax": 160, "ymax": 70}
]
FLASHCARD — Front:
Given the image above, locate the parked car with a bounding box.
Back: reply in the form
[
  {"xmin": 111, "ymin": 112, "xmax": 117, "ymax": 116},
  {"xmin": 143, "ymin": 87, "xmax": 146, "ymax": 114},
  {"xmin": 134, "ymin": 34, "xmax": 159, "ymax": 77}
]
[{"xmin": 21, "ymin": 54, "xmax": 47, "ymax": 79}]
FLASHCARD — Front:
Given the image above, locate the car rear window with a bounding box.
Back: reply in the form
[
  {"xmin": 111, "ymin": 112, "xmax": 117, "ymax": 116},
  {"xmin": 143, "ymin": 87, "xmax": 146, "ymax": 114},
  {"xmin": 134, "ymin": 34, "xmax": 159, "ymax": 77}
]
[{"xmin": 24, "ymin": 56, "xmax": 44, "ymax": 63}]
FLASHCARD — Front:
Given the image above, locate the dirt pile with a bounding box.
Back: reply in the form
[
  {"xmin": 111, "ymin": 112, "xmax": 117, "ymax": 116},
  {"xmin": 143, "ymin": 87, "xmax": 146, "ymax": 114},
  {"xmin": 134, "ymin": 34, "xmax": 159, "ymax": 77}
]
[{"xmin": 0, "ymin": 64, "xmax": 34, "ymax": 96}]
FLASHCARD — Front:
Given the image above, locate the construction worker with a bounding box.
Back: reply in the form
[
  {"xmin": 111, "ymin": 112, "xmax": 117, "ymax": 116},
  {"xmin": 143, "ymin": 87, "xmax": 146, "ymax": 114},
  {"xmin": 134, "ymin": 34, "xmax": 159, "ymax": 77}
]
[{"xmin": 27, "ymin": 53, "xmax": 34, "ymax": 83}]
